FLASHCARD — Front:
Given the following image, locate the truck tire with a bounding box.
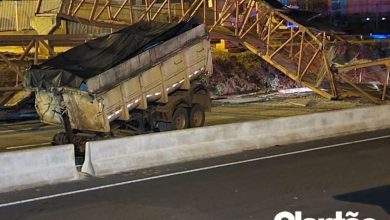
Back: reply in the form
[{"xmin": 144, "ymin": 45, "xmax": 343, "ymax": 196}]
[
  {"xmin": 172, "ymin": 107, "xmax": 189, "ymax": 130},
  {"xmin": 156, "ymin": 107, "xmax": 189, "ymax": 131},
  {"xmin": 189, "ymin": 104, "xmax": 205, "ymax": 128}
]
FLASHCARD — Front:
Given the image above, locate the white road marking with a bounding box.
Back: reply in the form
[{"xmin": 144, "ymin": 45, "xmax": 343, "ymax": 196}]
[
  {"xmin": 5, "ymin": 142, "xmax": 52, "ymax": 150},
  {"xmin": 0, "ymin": 134, "xmax": 390, "ymax": 208}
]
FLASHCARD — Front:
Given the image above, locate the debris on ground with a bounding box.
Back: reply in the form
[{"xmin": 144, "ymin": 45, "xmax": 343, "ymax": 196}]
[
  {"xmin": 331, "ymin": 40, "xmax": 390, "ymax": 83},
  {"xmin": 207, "ymin": 50, "xmax": 298, "ymax": 96},
  {"xmin": 212, "ymin": 89, "xmax": 314, "ymax": 104}
]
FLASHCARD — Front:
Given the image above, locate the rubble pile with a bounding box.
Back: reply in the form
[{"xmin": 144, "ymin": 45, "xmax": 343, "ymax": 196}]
[
  {"xmin": 208, "ymin": 50, "xmax": 297, "ymax": 96},
  {"xmin": 332, "ymin": 41, "xmax": 390, "ymax": 83}
]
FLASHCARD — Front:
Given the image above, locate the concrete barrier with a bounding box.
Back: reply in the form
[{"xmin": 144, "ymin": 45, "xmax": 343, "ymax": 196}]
[
  {"xmin": 0, "ymin": 144, "xmax": 79, "ymax": 192},
  {"xmin": 82, "ymin": 105, "xmax": 390, "ymax": 176}
]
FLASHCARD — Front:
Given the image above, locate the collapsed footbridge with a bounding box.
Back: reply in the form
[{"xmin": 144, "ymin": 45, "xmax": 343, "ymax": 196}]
[{"xmin": 9, "ymin": 0, "xmax": 390, "ymax": 103}]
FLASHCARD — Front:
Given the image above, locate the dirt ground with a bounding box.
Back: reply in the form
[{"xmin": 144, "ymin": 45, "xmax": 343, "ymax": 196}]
[
  {"xmin": 0, "ymin": 92, "xmax": 371, "ymax": 151},
  {"xmin": 205, "ymin": 93, "xmax": 371, "ymax": 126}
]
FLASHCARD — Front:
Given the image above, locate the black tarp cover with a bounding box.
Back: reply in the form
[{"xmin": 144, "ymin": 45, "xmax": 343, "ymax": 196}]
[
  {"xmin": 262, "ymin": 0, "xmax": 284, "ymax": 9},
  {"xmin": 24, "ymin": 19, "xmax": 199, "ymax": 90}
]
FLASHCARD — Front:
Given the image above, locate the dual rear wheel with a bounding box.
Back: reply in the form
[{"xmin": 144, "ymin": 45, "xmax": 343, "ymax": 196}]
[{"xmin": 157, "ymin": 104, "xmax": 205, "ymax": 131}]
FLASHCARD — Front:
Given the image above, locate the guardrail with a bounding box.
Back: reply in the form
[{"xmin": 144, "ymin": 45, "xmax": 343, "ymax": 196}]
[
  {"xmin": 0, "ymin": 144, "xmax": 79, "ymax": 193},
  {"xmin": 82, "ymin": 105, "xmax": 390, "ymax": 176}
]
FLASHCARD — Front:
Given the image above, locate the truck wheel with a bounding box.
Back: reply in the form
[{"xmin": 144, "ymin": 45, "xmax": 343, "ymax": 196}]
[
  {"xmin": 189, "ymin": 104, "xmax": 205, "ymax": 127},
  {"xmin": 156, "ymin": 107, "xmax": 189, "ymax": 132},
  {"xmin": 172, "ymin": 107, "xmax": 189, "ymax": 130}
]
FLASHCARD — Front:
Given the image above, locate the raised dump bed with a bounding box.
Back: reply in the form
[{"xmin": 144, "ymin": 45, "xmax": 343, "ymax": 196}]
[{"xmin": 23, "ymin": 20, "xmax": 212, "ymax": 152}]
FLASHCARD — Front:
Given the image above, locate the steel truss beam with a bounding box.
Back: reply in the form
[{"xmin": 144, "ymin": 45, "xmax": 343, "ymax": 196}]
[
  {"xmin": 0, "ymin": 34, "xmax": 90, "ymax": 90},
  {"xmin": 25, "ymin": 0, "xmax": 390, "ymax": 102}
]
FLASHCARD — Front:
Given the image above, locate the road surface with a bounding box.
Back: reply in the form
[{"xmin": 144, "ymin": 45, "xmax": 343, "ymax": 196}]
[{"xmin": 0, "ymin": 129, "xmax": 389, "ymax": 219}]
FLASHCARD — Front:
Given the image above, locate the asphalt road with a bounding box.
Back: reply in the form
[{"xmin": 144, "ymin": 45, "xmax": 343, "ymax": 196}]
[{"xmin": 0, "ymin": 129, "xmax": 389, "ymax": 220}]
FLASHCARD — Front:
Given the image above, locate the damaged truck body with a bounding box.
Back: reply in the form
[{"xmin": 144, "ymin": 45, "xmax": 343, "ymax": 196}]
[{"xmin": 23, "ymin": 20, "xmax": 212, "ymax": 153}]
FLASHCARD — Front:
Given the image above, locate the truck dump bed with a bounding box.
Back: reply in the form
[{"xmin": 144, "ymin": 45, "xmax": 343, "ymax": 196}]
[{"xmin": 23, "ymin": 20, "xmax": 212, "ymax": 132}]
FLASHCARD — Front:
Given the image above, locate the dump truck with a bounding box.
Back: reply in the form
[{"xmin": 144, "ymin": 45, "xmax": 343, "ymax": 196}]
[{"xmin": 23, "ymin": 20, "xmax": 212, "ymax": 153}]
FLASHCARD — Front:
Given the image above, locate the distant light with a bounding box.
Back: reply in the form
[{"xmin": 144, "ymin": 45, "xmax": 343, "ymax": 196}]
[
  {"xmin": 366, "ymin": 17, "xmax": 370, "ymax": 21},
  {"xmin": 286, "ymin": 22, "xmax": 298, "ymax": 29},
  {"xmin": 370, "ymin": 33, "xmax": 390, "ymax": 39},
  {"xmin": 382, "ymin": 17, "xmax": 386, "ymax": 21}
]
